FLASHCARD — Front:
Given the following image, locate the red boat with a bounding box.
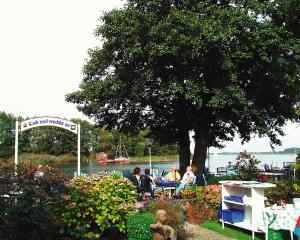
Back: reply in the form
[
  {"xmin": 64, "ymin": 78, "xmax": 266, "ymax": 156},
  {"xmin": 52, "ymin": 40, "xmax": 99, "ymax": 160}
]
[
  {"xmin": 98, "ymin": 137, "xmax": 130, "ymax": 164},
  {"xmin": 98, "ymin": 157, "xmax": 130, "ymax": 164}
]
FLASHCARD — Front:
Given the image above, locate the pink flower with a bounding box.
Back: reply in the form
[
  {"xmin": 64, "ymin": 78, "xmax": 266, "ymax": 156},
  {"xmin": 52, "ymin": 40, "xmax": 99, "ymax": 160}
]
[{"xmin": 205, "ymin": 194, "xmax": 211, "ymax": 199}]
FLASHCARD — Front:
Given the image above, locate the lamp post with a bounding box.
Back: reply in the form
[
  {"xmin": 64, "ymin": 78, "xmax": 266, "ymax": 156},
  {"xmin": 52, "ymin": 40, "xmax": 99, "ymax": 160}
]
[
  {"xmin": 147, "ymin": 138, "xmax": 154, "ymax": 174},
  {"xmin": 14, "ymin": 120, "xmax": 19, "ymax": 174}
]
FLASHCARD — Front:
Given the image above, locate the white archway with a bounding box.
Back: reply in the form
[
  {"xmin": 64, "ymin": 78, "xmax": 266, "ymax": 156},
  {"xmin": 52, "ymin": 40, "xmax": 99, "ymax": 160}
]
[{"xmin": 15, "ymin": 117, "xmax": 81, "ymax": 176}]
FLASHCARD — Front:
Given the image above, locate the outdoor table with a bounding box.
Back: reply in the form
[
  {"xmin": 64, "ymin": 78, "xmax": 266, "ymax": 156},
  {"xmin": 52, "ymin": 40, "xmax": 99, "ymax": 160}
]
[
  {"xmin": 259, "ymin": 172, "xmax": 284, "ymax": 182},
  {"xmin": 259, "ymin": 206, "xmax": 300, "ymax": 240},
  {"xmin": 155, "ymin": 179, "xmax": 177, "ymax": 197}
]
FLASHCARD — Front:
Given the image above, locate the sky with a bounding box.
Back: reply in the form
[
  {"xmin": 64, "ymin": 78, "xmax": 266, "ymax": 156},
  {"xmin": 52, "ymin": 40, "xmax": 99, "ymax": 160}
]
[{"xmin": 0, "ymin": 0, "xmax": 299, "ymax": 153}]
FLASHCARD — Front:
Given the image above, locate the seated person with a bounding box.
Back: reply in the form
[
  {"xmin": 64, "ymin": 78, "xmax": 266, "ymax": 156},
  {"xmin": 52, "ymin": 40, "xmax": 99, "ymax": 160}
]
[
  {"xmin": 34, "ymin": 164, "xmax": 44, "ymax": 180},
  {"xmin": 128, "ymin": 167, "xmax": 144, "ymax": 196},
  {"xmin": 175, "ymin": 166, "xmax": 196, "ymax": 194},
  {"xmin": 164, "ymin": 166, "xmax": 181, "ymax": 182},
  {"xmin": 143, "ymin": 168, "xmax": 155, "ymax": 197}
]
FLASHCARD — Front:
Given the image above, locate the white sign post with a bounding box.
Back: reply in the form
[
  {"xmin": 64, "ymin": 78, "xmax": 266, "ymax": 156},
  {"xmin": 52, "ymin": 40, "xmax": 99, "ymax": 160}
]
[
  {"xmin": 14, "ymin": 117, "xmax": 81, "ymax": 176},
  {"xmin": 14, "ymin": 120, "xmax": 19, "ymax": 173},
  {"xmin": 77, "ymin": 124, "xmax": 81, "ymax": 176}
]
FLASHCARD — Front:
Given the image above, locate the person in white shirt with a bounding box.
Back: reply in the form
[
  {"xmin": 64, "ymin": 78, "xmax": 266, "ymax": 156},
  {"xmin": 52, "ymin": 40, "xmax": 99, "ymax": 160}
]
[
  {"xmin": 175, "ymin": 166, "xmax": 196, "ymax": 194},
  {"xmin": 34, "ymin": 164, "xmax": 44, "ymax": 180}
]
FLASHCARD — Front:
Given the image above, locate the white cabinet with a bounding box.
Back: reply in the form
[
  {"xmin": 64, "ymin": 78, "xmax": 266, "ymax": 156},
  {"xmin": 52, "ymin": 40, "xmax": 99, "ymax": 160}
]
[{"xmin": 219, "ymin": 181, "xmax": 276, "ymax": 240}]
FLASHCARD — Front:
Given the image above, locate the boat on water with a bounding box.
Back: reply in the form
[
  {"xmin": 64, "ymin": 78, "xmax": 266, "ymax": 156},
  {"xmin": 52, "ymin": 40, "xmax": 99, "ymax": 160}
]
[{"xmin": 98, "ymin": 137, "xmax": 130, "ymax": 164}]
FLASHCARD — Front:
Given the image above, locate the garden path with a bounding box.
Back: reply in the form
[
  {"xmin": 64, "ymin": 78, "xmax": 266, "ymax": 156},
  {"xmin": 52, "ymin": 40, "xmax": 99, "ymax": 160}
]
[{"xmin": 184, "ymin": 222, "xmax": 234, "ymax": 240}]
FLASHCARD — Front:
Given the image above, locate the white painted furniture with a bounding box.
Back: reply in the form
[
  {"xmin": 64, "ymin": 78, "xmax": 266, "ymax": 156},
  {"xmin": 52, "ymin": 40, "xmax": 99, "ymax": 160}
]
[{"xmin": 219, "ymin": 181, "xmax": 276, "ymax": 240}]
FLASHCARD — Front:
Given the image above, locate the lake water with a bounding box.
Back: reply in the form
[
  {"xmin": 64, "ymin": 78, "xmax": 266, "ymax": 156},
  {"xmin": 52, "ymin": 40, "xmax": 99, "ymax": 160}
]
[{"xmin": 49, "ymin": 154, "xmax": 297, "ymax": 177}]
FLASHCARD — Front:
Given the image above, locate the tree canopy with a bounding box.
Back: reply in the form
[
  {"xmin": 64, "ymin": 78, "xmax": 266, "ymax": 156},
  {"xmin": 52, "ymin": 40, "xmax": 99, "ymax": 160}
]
[{"xmin": 66, "ymin": 0, "xmax": 300, "ymax": 173}]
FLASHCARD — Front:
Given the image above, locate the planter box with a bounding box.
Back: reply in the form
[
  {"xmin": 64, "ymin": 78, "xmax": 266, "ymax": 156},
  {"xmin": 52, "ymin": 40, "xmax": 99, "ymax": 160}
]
[{"xmin": 222, "ymin": 209, "xmax": 244, "ymax": 224}]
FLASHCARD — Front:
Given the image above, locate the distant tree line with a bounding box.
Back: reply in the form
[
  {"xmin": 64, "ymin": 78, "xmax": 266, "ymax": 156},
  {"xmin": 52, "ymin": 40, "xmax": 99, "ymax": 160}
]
[
  {"xmin": 281, "ymin": 148, "xmax": 300, "ymax": 154},
  {"xmin": 0, "ymin": 111, "xmax": 178, "ymax": 159}
]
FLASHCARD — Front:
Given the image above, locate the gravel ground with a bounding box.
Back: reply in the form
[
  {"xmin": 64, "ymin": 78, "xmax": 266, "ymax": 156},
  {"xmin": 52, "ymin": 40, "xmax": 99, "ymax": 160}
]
[{"xmin": 184, "ymin": 222, "xmax": 234, "ymax": 240}]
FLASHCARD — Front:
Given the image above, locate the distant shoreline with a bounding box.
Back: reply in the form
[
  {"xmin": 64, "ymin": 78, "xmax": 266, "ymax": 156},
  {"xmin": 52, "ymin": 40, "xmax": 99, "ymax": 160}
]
[
  {"xmin": 4, "ymin": 152, "xmax": 297, "ymax": 165},
  {"xmin": 215, "ymin": 152, "xmax": 298, "ymax": 155}
]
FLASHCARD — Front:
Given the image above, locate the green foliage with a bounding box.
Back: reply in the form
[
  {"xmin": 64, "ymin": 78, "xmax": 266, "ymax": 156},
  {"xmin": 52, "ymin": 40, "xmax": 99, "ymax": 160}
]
[
  {"xmin": 28, "ymin": 119, "xmax": 96, "ymax": 157},
  {"xmin": 0, "ymin": 161, "xmax": 70, "ymax": 240},
  {"xmin": 0, "ymin": 111, "xmax": 14, "ymax": 157},
  {"xmin": 134, "ymin": 142, "xmax": 146, "ymax": 157},
  {"xmin": 127, "ymin": 212, "xmax": 156, "ymax": 240},
  {"xmin": 96, "ymin": 128, "xmax": 116, "ymax": 158},
  {"xmin": 62, "ymin": 174, "xmax": 137, "ymax": 239},
  {"xmin": 233, "ymin": 151, "xmax": 261, "ymax": 181},
  {"xmin": 0, "ymin": 110, "xmax": 177, "ymax": 160},
  {"xmin": 17, "ymin": 152, "xmax": 76, "ymax": 163},
  {"xmin": 206, "ymin": 175, "xmax": 238, "ymax": 185},
  {"xmin": 66, "ymin": 0, "xmax": 300, "ymax": 172},
  {"xmin": 265, "ymin": 179, "xmax": 300, "ymax": 204},
  {"xmin": 0, "ymin": 112, "xmax": 98, "ymax": 158}
]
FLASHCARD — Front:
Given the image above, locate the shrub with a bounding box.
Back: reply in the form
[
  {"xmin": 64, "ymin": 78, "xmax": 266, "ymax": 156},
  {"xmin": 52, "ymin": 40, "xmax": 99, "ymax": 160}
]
[
  {"xmin": 195, "ymin": 185, "xmax": 222, "ymax": 209},
  {"xmin": 62, "ymin": 174, "xmax": 137, "ymax": 239},
  {"xmin": 206, "ymin": 175, "xmax": 238, "ymax": 185},
  {"xmin": 127, "ymin": 212, "xmax": 156, "ymax": 240},
  {"xmin": 179, "ymin": 185, "xmax": 221, "ymax": 209},
  {"xmin": 265, "ymin": 179, "xmax": 300, "ymax": 205},
  {"xmin": 0, "ymin": 160, "xmax": 70, "ymax": 240},
  {"xmin": 180, "ymin": 188, "xmax": 197, "ymax": 199},
  {"xmin": 233, "ymin": 151, "xmax": 261, "ymax": 180},
  {"xmin": 187, "ymin": 203, "xmax": 217, "ymax": 224},
  {"xmin": 178, "ymin": 185, "xmax": 221, "ymax": 224}
]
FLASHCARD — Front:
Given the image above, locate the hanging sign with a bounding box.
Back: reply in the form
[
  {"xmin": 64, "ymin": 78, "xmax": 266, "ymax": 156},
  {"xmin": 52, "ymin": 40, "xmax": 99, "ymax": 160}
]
[{"xmin": 20, "ymin": 117, "xmax": 78, "ymax": 134}]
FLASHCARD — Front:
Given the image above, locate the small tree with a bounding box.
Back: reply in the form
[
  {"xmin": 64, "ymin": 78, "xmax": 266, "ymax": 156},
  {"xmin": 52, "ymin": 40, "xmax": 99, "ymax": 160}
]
[{"xmin": 233, "ymin": 151, "xmax": 261, "ymax": 181}]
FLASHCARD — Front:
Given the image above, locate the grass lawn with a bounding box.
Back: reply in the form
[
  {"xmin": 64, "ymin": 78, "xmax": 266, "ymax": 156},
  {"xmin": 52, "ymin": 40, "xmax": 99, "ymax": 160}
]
[{"xmin": 201, "ymin": 221, "xmax": 264, "ymax": 240}]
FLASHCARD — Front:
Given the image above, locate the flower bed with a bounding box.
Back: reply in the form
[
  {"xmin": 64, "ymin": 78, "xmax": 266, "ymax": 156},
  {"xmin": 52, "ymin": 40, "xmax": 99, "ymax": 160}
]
[{"xmin": 179, "ymin": 185, "xmax": 222, "ymax": 224}]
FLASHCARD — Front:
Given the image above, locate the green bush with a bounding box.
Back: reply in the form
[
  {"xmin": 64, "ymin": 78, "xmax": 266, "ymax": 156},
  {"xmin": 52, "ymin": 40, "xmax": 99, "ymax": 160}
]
[
  {"xmin": 0, "ymin": 161, "xmax": 70, "ymax": 240},
  {"xmin": 127, "ymin": 212, "xmax": 156, "ymax": 240},
  {"xmin": 206, "ymin": 175, "xmax": 238, "ymax": 185},
  {"xmin": 62, "ymin": 174, "xmax": 137, "ymax": 239},
  {"xmin": 265, "ymin": 179, "xmax": 300, "ymax": 204},
  {"xmin": 233, "ymin": 151, "xmax": 261, "ymax": 180}
]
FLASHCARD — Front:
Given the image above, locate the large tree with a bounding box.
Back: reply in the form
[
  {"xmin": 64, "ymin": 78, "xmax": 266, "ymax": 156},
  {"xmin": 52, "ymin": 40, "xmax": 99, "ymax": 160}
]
[{"xmin": 66, "ymin": 0, "xmax": 300, "ymax": 173}]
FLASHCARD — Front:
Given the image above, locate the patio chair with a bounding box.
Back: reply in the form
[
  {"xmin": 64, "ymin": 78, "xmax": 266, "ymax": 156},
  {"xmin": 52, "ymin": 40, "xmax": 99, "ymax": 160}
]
[
  {"xmin": 195, "ymin": 173, "xmax": 207, "ymax": 186},
  {"xmin": 217, "ymin": 167, "xmax": 227, "ymax": 176}
]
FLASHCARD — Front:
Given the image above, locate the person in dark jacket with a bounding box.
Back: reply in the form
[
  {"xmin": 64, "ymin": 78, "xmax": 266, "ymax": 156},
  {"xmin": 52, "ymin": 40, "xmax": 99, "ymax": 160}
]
[
  {"xmin": 129, "ymin": 167, "xmax": 144, "ymax": 195},
  {"xmin": 143, "ymin": 168, "xmax": 155, "ymax": 197}
]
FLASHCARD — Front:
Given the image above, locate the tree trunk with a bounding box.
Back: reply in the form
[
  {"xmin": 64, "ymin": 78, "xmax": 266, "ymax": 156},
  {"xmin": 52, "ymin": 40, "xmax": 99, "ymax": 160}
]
[
  {"xmin": 192, "ymin": 127, "xmax": 208, "ymax": 173},
  {"xmin": 178, "ymin": 129, "xmax": 191, "ymax": 176}
]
